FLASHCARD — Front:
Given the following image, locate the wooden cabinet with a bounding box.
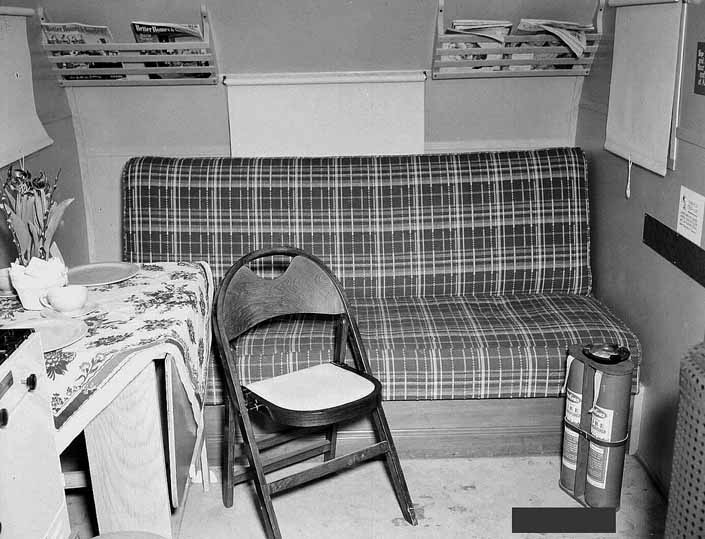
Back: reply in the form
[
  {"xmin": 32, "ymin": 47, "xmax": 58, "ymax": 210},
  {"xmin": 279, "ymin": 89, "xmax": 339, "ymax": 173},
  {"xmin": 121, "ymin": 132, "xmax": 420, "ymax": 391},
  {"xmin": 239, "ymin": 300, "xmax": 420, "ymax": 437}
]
[{"xmin": 0, "ymin": 331, "xmax": 71, "ymax": 539}]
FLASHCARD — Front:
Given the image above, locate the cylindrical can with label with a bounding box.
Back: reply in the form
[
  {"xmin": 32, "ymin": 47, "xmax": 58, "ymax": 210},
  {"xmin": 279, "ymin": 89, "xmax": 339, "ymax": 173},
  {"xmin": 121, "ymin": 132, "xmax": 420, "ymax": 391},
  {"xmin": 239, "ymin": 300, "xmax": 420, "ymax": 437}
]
[
  {"xmin": 560, "ymin": 354, "xmax": 584, "ymax": 492},
  {"xmin": 584, "ymin": 367, "xmax": 633, "ymax": 508}
]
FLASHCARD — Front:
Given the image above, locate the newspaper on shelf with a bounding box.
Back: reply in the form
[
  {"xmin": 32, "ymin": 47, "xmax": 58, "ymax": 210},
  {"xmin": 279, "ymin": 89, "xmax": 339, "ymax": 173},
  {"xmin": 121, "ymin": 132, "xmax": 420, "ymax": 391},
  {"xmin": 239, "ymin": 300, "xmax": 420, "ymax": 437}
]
[
  {"xmin": 450, "ymin": 20, "xmax": 512, "ymax": 43},
  {"xmin": 443, "ymin": 20, "xmax": 512, "ymax": 71},
  {"xmin": 40, "ymin": 22, "xmax": 123, "ymax": 80},
  {"xmin": 130, "ymin": 21, "xmax": 210, "ymax": 79},
  {"xmin": 508, "ymin": 19, "xmax": 593, "ymax": 72},
  {"xmin": 517, "ymin": 19, "xmax": 593, "ymax": 57}
]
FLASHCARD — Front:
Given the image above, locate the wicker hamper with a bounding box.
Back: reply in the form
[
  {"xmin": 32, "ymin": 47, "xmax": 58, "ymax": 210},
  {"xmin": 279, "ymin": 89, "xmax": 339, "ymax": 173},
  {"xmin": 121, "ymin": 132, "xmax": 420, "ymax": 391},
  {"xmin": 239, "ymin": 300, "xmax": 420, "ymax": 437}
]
[{"xmin": 665, "ymin": 341, "xmax": 705, "ymax": 538}]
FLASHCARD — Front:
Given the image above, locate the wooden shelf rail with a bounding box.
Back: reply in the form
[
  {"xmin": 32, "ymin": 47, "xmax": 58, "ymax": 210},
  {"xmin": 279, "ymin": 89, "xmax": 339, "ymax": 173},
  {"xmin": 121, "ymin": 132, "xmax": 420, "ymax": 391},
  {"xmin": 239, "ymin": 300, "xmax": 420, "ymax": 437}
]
[
  {"xmin": 432, "ymin": 0, "xmax": 604, "ymax": 80},
  {"xmin": 38, "ymin": 5, "xmax": 219, "ymax": 87}
]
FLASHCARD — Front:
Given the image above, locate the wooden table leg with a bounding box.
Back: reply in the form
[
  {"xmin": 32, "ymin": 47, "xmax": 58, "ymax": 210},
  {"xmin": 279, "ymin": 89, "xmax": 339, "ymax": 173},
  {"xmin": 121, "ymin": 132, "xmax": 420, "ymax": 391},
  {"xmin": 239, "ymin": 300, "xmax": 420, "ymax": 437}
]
[{"xmin": 84, "ymin": 361, "xmax": 172, "ymax": 538}]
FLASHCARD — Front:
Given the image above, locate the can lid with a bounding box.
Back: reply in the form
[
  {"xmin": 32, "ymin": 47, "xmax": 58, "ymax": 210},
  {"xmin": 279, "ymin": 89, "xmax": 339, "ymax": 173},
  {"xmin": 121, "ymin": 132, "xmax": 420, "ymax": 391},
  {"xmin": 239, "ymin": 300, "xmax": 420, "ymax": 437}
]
[{"xmin": 582, "ymin": 343, "xmax": 630, "ymax": 364}]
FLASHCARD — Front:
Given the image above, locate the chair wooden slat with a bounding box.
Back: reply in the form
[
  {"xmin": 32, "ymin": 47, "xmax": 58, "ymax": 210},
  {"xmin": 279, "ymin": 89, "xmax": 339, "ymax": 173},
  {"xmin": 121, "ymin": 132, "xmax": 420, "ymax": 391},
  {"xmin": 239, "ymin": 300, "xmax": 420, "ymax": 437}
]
[
  {"xmin": 231, "ymin": 439, "xmax": 332, "ymax": 485},
  {"xmin": 268, "ymin": 442, "xmax": 389, "ymax": 495},
  {"xmin": 223, "ymin": 256, "xmax": 344, "ymax": 339}
]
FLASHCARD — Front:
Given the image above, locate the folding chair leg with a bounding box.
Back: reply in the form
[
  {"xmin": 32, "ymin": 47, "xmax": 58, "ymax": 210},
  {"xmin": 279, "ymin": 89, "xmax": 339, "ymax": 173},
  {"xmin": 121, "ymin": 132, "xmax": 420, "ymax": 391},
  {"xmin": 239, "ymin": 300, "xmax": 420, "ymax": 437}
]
[
  {"xmin": 236, "ymin": 412, "xmax": 282, "ymax": 539},
  {"xmin": 223, "ymin": 397, "xmax": 236, "ymax": 508},
  {"xmin": 371, "ymin": 405, "xmax": 417, "ymax": 526},
  {"xmin": 200, "ymin": 436, "xmax": 210, "ymax": 492},
  {"xmin": 324, "ymin": 425, "xmax": 338, "ymax": 461}
]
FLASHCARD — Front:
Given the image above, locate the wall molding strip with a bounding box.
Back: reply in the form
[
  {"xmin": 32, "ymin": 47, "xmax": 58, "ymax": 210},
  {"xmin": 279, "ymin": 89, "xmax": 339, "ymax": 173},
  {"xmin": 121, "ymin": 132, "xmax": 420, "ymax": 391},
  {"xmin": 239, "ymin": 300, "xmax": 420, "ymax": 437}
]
[
  {"xmin": 0, "ymin": 7, "xmax": 34, "ymax": 17},
  {"xmin": 425, "ymin": 138, "xmax": 574, "ymax": 154},
  {"xmin": 223, "ymin": 70, "xmax": 426, "ymax": 86}
]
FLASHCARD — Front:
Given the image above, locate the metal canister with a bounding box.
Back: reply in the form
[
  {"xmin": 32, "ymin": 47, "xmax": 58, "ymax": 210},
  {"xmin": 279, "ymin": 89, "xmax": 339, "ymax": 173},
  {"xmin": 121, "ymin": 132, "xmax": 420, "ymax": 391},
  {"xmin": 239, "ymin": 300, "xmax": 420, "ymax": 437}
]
[
  {"xmin": 583, "ymin": 345, "xmax": 634, "ymax": 508},
  {"xmin": 559, "ymin": 353, "xmax": 585, "ymax": 492}
]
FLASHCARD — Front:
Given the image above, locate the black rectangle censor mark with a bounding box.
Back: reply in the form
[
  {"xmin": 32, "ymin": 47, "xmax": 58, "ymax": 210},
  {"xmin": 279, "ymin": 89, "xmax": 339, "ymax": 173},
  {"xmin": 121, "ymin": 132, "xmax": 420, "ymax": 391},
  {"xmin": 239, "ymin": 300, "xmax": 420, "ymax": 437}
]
[{"xmin": 512, "ymin": 507, "xmax": 616, "ymax": 534}]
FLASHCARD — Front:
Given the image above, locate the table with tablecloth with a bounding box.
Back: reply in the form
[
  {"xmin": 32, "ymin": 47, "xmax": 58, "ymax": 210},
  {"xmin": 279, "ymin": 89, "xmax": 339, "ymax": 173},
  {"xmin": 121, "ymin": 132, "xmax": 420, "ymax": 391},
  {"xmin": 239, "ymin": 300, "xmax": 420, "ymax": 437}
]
[{"xmin": 0, "ymin": 260, "xmax": 214, "ymax": 537}]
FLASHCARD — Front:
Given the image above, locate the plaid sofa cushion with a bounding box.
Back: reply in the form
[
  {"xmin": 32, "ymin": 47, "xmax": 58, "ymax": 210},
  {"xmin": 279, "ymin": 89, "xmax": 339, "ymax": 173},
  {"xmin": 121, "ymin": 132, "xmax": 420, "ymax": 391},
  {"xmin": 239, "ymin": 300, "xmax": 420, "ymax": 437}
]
[
  {"xmin": 203, "ymin": 294, "xmax": 641, "ymax": 404},
  {"xmin": 122, "ymin": 148, "xmax": 641, "ymax": 404},
  {"xmin": 123, "ymin": 148, "xmax": 591, "ymax": 299}
]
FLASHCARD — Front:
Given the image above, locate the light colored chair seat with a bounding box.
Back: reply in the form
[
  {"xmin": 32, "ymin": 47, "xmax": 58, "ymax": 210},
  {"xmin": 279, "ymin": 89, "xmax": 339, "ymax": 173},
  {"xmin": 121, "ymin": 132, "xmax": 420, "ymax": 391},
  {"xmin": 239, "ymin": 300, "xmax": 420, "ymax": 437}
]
[{"xmin": 246, "ymin": 363, "xmax": 376, "ymax": 411}]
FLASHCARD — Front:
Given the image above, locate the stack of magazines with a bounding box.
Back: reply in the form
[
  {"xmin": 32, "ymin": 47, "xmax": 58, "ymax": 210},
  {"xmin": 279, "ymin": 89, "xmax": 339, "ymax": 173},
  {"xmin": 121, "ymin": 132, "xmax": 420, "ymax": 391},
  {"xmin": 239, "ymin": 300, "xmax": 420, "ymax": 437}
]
[
  {"xmin": 40, "ymin": 23, "xmax": 124, "ymax": 80},
  {"xmin": 41, "ymin": 19, "xmax": 210, "ymax": 80},
  {"xmin": 130, "ymin": 21, "xmax": 210, "ymax": 79}
]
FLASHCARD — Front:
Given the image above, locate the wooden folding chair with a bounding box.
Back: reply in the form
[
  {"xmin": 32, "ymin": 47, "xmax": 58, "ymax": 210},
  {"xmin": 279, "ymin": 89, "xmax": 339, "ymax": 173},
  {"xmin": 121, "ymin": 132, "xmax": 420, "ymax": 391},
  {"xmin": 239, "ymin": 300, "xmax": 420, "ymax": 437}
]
[{"xmin": 212, "ymin": 247, "xmax": 417, "ymax": 538}]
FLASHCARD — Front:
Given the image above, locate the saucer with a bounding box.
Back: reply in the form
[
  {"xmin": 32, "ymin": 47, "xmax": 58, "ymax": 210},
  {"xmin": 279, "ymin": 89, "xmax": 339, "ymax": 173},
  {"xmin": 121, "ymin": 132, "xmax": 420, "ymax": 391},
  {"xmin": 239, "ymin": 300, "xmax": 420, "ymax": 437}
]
[{"xmin": 41, "ymin": 302, "xmax": 97, "ymax": 319}]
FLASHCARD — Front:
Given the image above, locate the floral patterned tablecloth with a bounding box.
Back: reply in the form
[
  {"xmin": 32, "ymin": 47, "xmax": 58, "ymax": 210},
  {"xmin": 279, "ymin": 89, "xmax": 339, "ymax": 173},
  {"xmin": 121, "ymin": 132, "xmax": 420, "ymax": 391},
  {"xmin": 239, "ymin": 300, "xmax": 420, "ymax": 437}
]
[{"xmin": 0, "ymin": 261, "xmax": 214, "ymax": 452}]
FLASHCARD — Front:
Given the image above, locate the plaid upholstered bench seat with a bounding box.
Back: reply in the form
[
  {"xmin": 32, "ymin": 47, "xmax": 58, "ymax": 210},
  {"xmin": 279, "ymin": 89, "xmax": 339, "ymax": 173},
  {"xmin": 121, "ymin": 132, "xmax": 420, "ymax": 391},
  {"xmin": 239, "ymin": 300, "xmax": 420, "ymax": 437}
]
[
  {"xmin": 221, "ymin": 295, "xmax": 640, "ymax": 403},
  {"xmin": 121, "ymin": 147, "xmax": 642, "ymax": 457}
]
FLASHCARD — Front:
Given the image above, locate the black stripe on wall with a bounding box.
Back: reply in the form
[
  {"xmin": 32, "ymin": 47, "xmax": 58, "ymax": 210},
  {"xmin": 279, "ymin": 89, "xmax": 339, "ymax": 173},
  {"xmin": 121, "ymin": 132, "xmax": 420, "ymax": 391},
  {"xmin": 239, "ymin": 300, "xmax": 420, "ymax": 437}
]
[{"xmin": 643, "ymin": 213, "xmax": 705, "ymax": 289}]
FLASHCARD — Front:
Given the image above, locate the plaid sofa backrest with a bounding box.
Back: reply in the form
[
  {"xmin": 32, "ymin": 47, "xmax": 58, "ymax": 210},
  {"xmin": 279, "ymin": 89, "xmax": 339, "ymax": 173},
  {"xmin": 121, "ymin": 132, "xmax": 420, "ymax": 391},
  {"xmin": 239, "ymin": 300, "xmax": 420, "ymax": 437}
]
[{"xmin": 122, "ymin": 147, "xmax": 591, "ymax": 298}]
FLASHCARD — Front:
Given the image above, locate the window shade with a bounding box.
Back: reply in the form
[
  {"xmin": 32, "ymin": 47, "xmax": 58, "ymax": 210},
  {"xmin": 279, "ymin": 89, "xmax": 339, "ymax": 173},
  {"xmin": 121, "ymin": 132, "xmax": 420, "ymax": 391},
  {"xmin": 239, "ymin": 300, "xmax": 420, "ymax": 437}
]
[
  {"xmin": 224, "ymin": 71, "xmax": 425, "ymax": 157},
  {"xmin": 605, "ymin": 3, "xmax": 682, "ymax": 176}
]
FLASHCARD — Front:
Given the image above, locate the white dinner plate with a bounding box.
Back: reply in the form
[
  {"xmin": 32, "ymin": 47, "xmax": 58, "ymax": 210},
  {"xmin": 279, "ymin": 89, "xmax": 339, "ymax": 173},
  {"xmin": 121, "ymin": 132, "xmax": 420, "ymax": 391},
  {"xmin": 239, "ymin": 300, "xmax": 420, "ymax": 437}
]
[
  {"xmin": 67, "ymin": 262, "xmax": 140, "ymax": 287},
  {"xmin": 2, "ymin": 318, "xmax": 88, "ymax": 352}
]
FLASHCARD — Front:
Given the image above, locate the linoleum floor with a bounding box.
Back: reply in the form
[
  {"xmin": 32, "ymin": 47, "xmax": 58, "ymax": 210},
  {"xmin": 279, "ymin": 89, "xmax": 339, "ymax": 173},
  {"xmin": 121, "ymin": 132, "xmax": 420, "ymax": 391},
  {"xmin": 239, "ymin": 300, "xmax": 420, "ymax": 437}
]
[{"xmin": 172, "ymin": 455, "xmax": 665, "ymax": 539}]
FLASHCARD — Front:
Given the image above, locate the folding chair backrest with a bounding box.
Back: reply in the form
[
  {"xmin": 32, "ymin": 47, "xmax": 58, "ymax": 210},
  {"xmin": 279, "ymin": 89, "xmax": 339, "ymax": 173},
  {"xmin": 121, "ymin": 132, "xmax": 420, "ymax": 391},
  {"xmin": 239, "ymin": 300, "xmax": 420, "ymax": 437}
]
[{"xmin": 219, "ymin": 254, "xmax": 346, "ymax": 341}]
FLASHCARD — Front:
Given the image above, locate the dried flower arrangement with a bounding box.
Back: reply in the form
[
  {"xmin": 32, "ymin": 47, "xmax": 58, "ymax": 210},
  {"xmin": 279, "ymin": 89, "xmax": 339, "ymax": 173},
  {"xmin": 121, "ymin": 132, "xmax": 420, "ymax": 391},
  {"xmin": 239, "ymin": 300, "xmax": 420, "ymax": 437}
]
[{"xmin": 1, "ymin": 163, "xmax": 73, "ymax": 265}]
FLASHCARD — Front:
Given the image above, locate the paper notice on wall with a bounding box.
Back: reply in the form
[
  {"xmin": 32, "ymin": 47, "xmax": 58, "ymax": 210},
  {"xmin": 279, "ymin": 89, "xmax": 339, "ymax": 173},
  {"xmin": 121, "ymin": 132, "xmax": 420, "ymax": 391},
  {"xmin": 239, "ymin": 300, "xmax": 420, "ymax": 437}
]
[{"xmin": 676, "ymin": 186, "xmax": 705, "ymax": 245}]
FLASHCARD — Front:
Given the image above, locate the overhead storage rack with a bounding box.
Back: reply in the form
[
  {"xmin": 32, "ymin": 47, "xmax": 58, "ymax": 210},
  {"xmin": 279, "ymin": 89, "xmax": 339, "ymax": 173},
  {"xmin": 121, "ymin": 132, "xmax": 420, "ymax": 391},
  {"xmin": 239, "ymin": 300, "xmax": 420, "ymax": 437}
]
[{"xmin": 431, "ymin": 0, "xmax": 604, "ymax": 79}]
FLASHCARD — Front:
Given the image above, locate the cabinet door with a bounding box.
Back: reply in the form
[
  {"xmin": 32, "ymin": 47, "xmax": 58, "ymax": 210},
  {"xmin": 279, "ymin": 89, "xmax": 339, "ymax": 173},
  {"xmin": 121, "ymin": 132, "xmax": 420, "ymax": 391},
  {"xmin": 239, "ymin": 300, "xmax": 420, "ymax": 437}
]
[{"xmin": 0, "ymin": 334, "xmax": 71, "ymax": 539}]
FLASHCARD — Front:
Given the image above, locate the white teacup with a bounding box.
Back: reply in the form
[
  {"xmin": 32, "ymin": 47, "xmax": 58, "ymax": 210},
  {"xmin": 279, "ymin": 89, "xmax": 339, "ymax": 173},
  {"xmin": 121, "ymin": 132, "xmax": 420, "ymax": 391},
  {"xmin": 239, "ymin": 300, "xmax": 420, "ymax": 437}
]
[{"xmin": 40, "ymin": 285, "xmax": 88, "ymax": 313}]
